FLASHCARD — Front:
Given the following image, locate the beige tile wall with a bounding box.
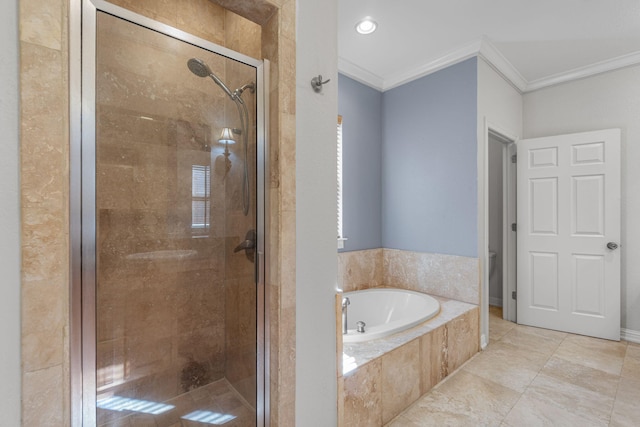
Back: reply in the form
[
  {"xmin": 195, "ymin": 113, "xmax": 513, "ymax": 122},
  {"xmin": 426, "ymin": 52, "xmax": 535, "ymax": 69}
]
[
  {"xmin": 342, "ymin": 307, "xmax": 480, "ymax": 426},
  {"xmin": 93, "ymin": 11, "xmax": 259, "ymax": 422},
  {"xmin": 384, "ymin": 249, "xmax": 480, "ymax": 305},
  {"xmin": 20, "ymin": 0, "xmax": 69, "ymax": 423},
  {"xmin": 337, "ymin": 248, "xmax": 383, "ymax": 292},
  {"xmin": 338, "ymin": 248, "xmax": 480, "ymax": 304},
  {"xmin": 19, "ymin": 0, "xmax": 296, "ymax": 425},
  {"xmin": 261, "ymin": 1, "xmax": 297, "ymax": 424}
]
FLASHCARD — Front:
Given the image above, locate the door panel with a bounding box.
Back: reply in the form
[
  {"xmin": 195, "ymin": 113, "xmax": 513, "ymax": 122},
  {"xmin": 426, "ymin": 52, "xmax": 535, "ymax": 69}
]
[{"xmin": 517, "ymin": 129, "xmax": 620, "ymax": 340}]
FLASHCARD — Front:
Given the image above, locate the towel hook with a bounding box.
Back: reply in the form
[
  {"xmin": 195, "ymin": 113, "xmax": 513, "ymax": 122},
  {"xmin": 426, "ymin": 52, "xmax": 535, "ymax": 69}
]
[{"xmin": 311, "ymin": 75, "xmax": 331, "ymax": 93}]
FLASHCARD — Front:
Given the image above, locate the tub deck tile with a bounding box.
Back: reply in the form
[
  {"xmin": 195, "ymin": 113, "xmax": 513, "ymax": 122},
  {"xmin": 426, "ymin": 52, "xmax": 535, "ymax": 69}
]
[{"xmin": 342, "ymin": 297, "xmax": 476, "ymax": 373}]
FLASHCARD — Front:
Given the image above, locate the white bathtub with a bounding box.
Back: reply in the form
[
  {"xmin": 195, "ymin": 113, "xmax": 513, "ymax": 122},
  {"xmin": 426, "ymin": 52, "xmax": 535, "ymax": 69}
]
[{"xmin": 342, "ymin": 288, "xmax": 440, "ymax": 343}]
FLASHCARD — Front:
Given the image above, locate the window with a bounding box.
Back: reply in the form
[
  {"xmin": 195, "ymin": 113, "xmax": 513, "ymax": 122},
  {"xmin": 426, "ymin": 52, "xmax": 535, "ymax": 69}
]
[{"xmin": 191, "ymin": 164, "xmax": 210, "ymax": 232}]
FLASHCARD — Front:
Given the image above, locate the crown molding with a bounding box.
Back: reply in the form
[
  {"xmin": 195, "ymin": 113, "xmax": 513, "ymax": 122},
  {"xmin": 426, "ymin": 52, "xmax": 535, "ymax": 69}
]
[
  {"xmin": 338, "ymin": 38, "xmax": 640, "ymax": 94},
  {"xmin": 526, "ymin": 50, "xmax": 640, "ymax": 92},
  {"xmin": 337, "ymin": 56, "xmax": 384, "ymax": 91},
  {"xmin": 477, "ymin": 37, "xmax": 528, "ymax": 92},
  {"xmin": 382, "ymin": 39, "xmax": 482, "ymax": 91}
]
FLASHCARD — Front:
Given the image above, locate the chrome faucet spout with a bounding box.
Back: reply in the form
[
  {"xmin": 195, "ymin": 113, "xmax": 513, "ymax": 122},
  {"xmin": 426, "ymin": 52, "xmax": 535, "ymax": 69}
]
[{"xmin": 342, "ymin": 297, "xmax": 350, "ymax": 335}]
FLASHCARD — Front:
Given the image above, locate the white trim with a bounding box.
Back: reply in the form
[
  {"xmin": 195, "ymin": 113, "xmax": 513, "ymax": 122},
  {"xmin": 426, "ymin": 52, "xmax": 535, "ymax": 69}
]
[
  {"xmin": 338, "ymin": 36, "xmax": 640, "ymax": 94},
  {"xmin": 382, "ymin": 39, "xmax": 482, "ymax": 91},
  {"xmin": 477, "ymin": 38, "xmax": 527, "ymax": 93},
  {"xmin": 337, "ymin": 237, "xmax": 348, "ymax": 250},
  {"xmin": 337, "ymin": 56, "xmax": 384, "ymax": 91},
  {"xmin": 621, "ymin": 328, "xmax": 640, "ymax": 344},
  {"xmin": 489, "ymin": 297, "xmax": 503, "ymax": 307},
  {"xmin": 526, "ymin": 50, "xmax": 640, "ymax": 92},
  {"xmin": 481, "ymin": 119, "xmax": 519, "ymax": 345}
]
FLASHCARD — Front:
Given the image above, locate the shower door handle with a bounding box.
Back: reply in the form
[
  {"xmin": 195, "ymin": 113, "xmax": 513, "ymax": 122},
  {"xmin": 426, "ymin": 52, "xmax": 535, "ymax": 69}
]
[
  {"xmin": 234, "ymin": 239, "xmax": 255, "ymax": 253},
  {"xmin": 233, "ymin": 230, "xmax": 257, "ymax": 262}
]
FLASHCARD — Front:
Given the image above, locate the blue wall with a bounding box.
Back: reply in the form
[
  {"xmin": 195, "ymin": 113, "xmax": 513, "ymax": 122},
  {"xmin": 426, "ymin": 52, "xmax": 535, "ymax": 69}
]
[
  {"xmin": 338, "ymin": 57, "xmax": 478, "ymax": 257},
  {"xmin": 338, "ymin": 74, "xmax": 383, "ymax": 251},
  {"xmin": 382, "ymin": 58, "xmax": 478, "ymax": 256}
]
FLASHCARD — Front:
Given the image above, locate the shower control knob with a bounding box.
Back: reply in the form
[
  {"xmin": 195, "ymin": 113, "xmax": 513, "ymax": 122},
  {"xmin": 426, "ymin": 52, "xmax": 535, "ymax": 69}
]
[{"xmin": 607, "ymin": 242, "xmax": 619, "ymax": 250}]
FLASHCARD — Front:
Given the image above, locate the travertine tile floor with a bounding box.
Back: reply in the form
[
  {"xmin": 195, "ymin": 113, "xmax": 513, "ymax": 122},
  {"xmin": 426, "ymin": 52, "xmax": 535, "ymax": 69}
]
[
  {"xmin": 387, "ymin": 306, "xmax": 640, "ymax": 427},
  {"xmin": 100, "ymin": 379, "xmax": 255, "ymax": 427}
]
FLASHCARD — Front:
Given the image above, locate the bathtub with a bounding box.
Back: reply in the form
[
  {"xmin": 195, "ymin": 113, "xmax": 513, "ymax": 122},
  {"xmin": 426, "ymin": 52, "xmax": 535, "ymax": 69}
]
[{"xmin": 342, "ymin": 288, "xmax": 440, "ymax": 343}]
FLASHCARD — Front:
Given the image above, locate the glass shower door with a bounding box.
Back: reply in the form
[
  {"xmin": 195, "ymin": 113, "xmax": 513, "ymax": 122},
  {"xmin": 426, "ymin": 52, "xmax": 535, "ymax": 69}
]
[{"xmin": 92, "ymin": 11, "xmax": 259, "ymax": 426}]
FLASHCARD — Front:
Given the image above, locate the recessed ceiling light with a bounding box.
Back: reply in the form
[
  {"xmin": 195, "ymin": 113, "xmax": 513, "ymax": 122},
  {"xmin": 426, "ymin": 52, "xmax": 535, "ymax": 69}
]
[{"xmin": 355, "ymin": 17, "xmax": 377, "ymax": 35}]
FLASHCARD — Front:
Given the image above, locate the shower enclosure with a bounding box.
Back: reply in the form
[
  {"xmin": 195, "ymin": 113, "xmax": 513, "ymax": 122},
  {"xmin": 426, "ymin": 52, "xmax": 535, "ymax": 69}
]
[{"xmin": 73, "ymin": 1, "xmax": 266, "ymax": 425}]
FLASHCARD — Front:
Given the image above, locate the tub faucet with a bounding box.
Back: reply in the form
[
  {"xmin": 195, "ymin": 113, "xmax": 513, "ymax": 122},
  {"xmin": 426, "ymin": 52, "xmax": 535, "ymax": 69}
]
[{"xmin": 342, "ymin": 297, "xmax": 350, "ymax": 335}]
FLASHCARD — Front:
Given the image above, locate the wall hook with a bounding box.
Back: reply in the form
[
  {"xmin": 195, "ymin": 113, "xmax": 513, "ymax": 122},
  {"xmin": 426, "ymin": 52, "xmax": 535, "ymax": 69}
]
[{"xmin": 311, "ymin": 75, "xmax": 331, "ymax": 93}]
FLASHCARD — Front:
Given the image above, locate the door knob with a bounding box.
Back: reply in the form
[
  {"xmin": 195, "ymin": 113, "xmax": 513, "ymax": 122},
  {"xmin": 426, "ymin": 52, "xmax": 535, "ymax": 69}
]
[{"xmin": 607, "ymin": 242, "xmax": 619, "ymax": 250}]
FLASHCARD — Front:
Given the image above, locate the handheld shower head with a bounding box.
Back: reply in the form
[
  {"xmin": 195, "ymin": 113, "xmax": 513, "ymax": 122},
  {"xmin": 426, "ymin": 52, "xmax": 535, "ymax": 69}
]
[
  {"xmin": 187, "ymin": 58, "xmax": 234, "ymax": 100},
  {"xmin": 187, "ymin": 58, "xmax": 211, "ymax": 77}
]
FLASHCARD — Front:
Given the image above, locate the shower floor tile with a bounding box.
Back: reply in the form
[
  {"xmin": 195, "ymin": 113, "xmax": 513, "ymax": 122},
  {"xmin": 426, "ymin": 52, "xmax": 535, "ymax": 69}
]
[{"xmin": 99, "ymin": 379, "xmax": 255, "ymax": 427}]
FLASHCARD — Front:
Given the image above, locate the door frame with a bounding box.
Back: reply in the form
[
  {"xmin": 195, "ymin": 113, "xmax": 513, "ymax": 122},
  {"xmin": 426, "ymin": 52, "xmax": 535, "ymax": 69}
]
[
  {"xmin": 70, "ymin": 0, "xmax": 268, "ymax": 424},
  {"xmin": 480, "ymin": 118, "xmax": 519, "ymax": 347}
]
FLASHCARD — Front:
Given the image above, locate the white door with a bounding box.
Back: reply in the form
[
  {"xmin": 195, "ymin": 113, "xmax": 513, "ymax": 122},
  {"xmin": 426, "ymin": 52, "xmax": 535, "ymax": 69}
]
[{"xmin": 516, "ymin": 129, "xmax": 621, "ymax": 340}]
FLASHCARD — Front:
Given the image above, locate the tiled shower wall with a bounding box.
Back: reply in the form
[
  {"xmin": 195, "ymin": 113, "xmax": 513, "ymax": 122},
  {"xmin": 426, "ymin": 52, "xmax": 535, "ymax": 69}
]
[
  {"xmin": 94, "ymin": 10, "xmax": 261, "ymax": 418},
  {"xmin": 19, "ymin": 0, "xmax": 296, "ymax": 425},
  {"xmin": 338, "ymin": 249, "xmax": 480, "ymax": 304}
]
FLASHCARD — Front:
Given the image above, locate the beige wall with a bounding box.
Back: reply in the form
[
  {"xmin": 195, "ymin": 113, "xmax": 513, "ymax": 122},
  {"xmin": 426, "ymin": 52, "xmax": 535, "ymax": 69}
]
[{"xmin": 19, "ymin": 0, "xmax": 296, "ymax": 424}]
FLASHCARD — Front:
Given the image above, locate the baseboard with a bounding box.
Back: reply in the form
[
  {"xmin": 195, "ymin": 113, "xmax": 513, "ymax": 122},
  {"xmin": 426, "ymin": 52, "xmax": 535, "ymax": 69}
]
[
  {"xmin": 621, "ymin": 328, "xmax": 640, "ymax": 344},
  {"xmin": 489, "ymin": 297, "xmax": 503, "ymax": 307}
]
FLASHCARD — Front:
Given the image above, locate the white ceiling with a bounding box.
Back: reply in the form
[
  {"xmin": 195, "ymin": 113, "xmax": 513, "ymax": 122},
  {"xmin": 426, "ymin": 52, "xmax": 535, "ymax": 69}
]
[{"xmin": 338, "ymin": 0, "xmax": 640, "ymax": 92}]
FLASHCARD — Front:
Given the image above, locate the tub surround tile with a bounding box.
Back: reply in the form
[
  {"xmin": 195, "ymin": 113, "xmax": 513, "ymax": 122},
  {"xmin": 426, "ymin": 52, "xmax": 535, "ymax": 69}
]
[
  {"xmin": 381, "ymin": 340, "xmax": 421, "ymax": 424},
  {"xmin": 447, "ymin": 308, "xmax": 480, "ymax": 373},
  {"xmin": 343, "ymin": 359, "xmax": 382, "ymax": 427},
  {"xmin": 338, "ymin": 248, "xmax": 481, "ymax": 305},
  {"xmin": 337, "ymin": 249, "xmax": 383, "ymax": 292},
  {"xmin": 342, "ymin": 297, "xmax": 477, "ymax": 370},
  {"xmin": 420, "ymin": 325, "xmax": 447, "ymax": 393},
  {"xmin": 337, "ymin": 375, "xmax": 345, "ymax": 427},
  {"xmin": 383, "ymin": 249, "xmax": 480, "ymax": 305},
  {"xmin": 342, "ymin": 298, "xmax": 479, "ymax": 425}
]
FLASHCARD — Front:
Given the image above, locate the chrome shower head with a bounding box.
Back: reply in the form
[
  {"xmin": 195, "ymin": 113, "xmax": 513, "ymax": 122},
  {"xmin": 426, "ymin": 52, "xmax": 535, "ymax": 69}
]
[
  {"xmin": 187, "ymin": 58, "xmax": 211, "ymax": 77},
  {"xmin": 187, "ymin": 58, "xmax": 234, "ymax": 99}
]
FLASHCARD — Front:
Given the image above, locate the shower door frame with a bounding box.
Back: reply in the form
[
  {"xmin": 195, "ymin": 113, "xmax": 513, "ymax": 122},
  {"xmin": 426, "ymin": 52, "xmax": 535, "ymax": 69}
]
[{"xmin": 69, "ymin": 0, "xmax": 269, "ymax": 425}]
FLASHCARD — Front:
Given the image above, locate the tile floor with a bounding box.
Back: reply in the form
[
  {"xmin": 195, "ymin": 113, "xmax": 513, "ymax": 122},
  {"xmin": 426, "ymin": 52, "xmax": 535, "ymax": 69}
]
[
  {"xmin": 387, "ymin": 306, "xmax": 640, "ymax": 427},
  {"xmin": 99, "ymin": 379, "xmax": 255, "ymax": 426}
]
